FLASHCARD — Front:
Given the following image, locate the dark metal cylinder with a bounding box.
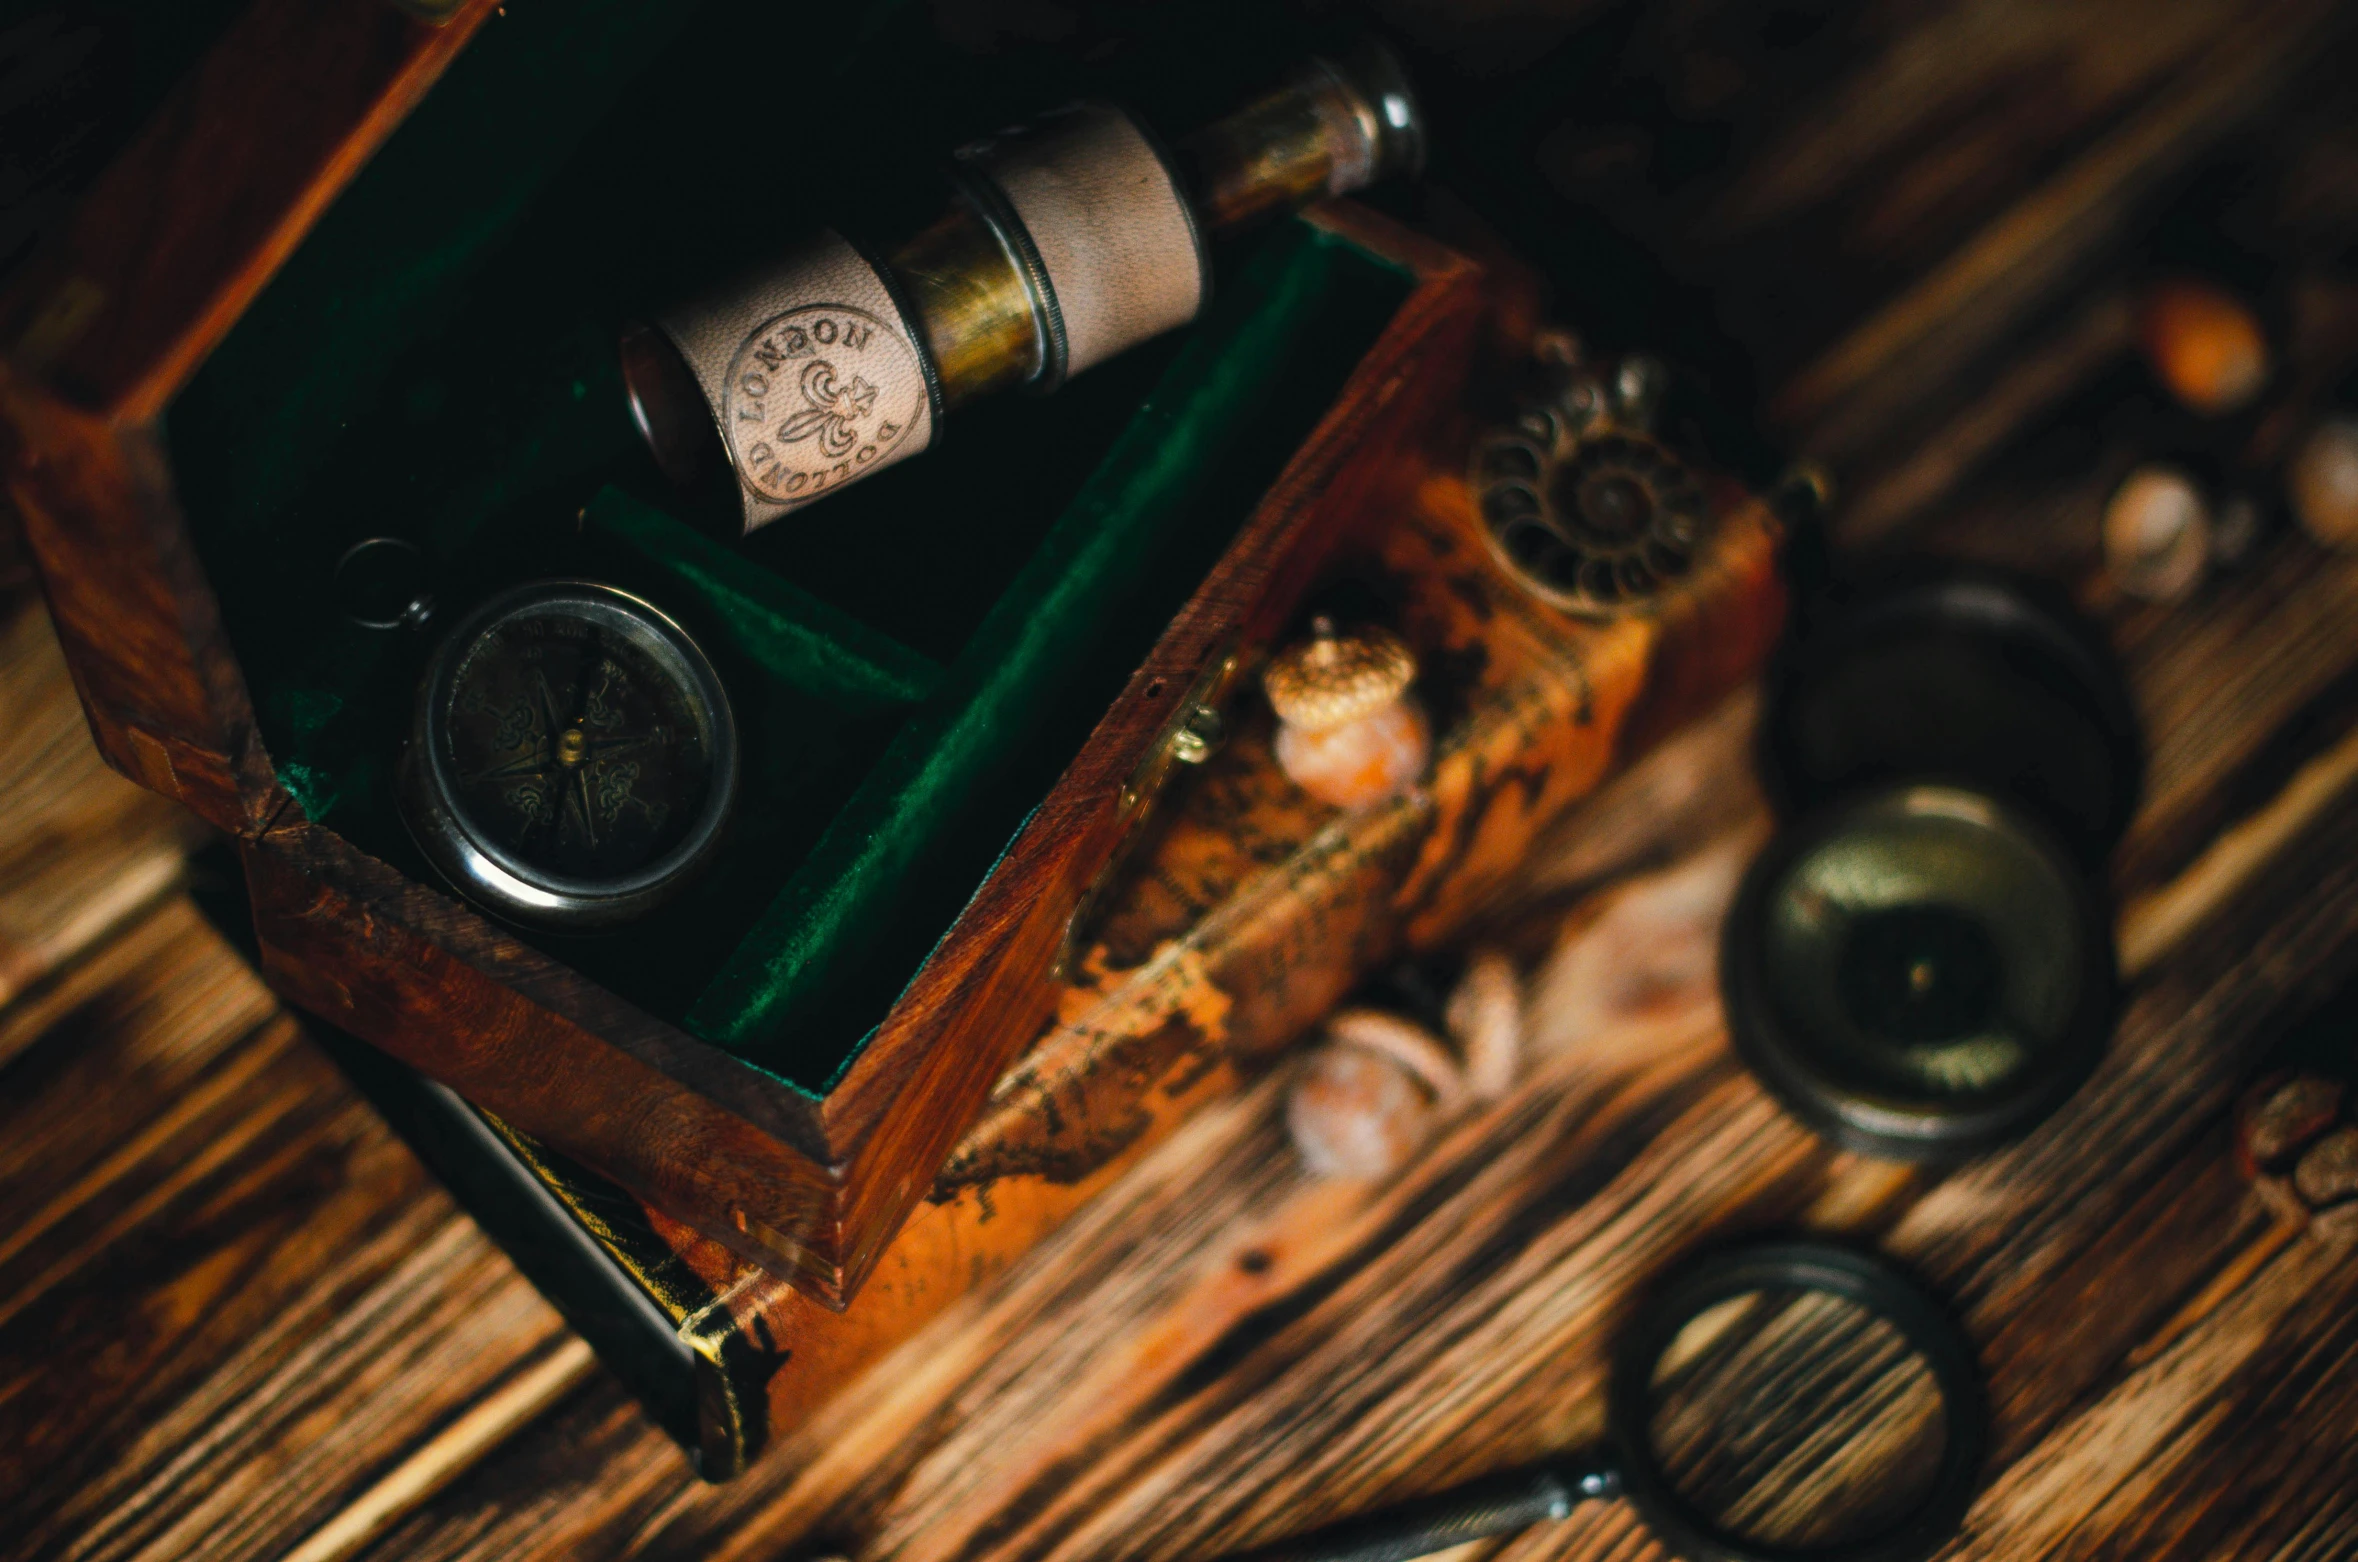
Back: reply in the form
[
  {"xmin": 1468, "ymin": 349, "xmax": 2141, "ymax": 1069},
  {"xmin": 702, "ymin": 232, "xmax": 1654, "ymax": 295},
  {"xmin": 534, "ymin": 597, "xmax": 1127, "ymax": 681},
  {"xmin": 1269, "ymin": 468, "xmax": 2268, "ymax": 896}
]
[{"xmin": 1180, "ymin": 43, "xmax": 1427, "ymax": 237}]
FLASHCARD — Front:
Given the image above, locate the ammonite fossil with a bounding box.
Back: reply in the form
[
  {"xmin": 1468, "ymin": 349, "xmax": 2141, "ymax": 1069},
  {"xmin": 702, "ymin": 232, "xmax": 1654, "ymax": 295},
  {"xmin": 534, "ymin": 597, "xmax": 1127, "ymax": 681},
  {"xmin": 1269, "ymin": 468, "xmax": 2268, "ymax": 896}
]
[{"xmin": 1471, "ymin": 352, "xmax": 1714, "ymax": 617}]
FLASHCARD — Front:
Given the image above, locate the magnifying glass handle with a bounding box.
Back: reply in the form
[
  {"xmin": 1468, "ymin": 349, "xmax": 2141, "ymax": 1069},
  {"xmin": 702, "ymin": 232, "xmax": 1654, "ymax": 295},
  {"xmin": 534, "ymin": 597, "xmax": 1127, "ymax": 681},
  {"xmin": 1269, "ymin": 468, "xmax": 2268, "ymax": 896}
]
[{"xmin": 1217, "ymin": 1458, "xmax": 1621, "ymax": 1562}]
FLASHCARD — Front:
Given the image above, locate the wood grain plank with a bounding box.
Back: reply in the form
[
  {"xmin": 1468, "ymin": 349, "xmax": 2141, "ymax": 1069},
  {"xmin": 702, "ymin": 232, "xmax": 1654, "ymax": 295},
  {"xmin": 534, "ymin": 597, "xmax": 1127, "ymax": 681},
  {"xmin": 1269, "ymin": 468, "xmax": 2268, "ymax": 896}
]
[
  {"xmin": 277, "ymin": 1336, "xmax": 597, "ymax": 1562},
  {"xmin": 0, "ymin": 899, "xmax": 578, "ymax": 1562},
  {"xmin": 1945, "ymin": 1231, "xmax": 2358, "ymax": 1562},
  {"xmin": 0, "ymin": 597, "xmax": 203, "ymax": 1055},
  {"xmin": 1772, "ymin": 0, "xmax": 2347, "ymax": 461},
  {"xmin": 2109, "ymin": 545, "xmax": 2358, "ymax": 898}
]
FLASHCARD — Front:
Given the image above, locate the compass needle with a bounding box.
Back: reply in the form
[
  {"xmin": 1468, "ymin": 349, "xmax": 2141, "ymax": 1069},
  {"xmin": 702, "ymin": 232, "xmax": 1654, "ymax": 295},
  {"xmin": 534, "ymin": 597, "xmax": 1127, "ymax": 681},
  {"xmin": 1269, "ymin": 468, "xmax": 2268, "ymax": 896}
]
[
  {"xmin": 464, "ymin": 752, "xmax": 558, "ymax": 784},
  {"xmin": 533, "ymin": 668, "xmax": 567, "ymax": 741},
  {"xmin": 592, "ymin": 729, "xmax": 663, "ymax": 759},
  {"xmin": 574, "ymin": 764, "xmax": 600, "ymax": 849}
]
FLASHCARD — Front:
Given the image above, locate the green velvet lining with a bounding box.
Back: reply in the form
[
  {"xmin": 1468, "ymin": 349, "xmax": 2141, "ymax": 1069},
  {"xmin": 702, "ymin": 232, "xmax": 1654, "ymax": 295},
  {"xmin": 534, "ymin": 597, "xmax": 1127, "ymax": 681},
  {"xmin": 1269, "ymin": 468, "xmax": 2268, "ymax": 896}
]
[
  {"xmin": 161, "ymin": 0, "xmax": 1413, "ymax": 1094},
  {"xmin": 587, "ymin": 494, "xmax": 942, "ymax": 718},
  {"xmin": 687, "ymin": 226, "xmax": 1402, "ymax": 1072}
]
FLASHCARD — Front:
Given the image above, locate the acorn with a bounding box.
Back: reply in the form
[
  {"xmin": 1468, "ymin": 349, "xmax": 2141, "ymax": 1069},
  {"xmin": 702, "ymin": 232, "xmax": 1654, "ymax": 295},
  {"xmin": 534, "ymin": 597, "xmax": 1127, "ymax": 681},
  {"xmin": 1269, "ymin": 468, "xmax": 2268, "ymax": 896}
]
[
  {"xmin": 2289, "ymin": 416, "xmax": 2358, "ymax": 553},
  {"xmin": 2138, "ymin": 278, "xmax": 2270, "ymax": 417},
  {"xmin": 1287, "ymin": 1045, "xmax": 1430, "ymax": 1179},
  {"xmin": 1263, "ymin": 617, "xmax": 1431, "ymax": 808},
  {"xmin": 1287, "ymin": 1010, "xmax": 1464, "ymax": 1179},
  {"xmin": 2104, "ymin": 464, "xmax": 2211, "ymax": 601},
  {"xmin": 1325, "ymin": 1008, "xmax": 1470, "ymax": 1106}
]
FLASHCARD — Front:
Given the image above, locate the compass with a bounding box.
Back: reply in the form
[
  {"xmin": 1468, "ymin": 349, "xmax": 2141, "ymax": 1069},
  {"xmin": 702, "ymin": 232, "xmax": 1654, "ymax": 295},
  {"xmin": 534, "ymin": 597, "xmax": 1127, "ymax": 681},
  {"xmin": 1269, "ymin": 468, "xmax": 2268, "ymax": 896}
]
[{"xmin": 398, "ymin": 580, "xmax": 738, "ymax": 929}]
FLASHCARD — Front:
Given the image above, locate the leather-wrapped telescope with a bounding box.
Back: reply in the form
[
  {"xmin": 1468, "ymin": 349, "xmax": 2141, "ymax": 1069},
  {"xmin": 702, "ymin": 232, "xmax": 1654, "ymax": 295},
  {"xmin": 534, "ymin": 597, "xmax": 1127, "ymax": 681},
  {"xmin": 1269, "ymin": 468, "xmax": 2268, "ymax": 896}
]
[{"xmin": 621, "ymin": 45, "xmax": 1426, "ymax": 531}]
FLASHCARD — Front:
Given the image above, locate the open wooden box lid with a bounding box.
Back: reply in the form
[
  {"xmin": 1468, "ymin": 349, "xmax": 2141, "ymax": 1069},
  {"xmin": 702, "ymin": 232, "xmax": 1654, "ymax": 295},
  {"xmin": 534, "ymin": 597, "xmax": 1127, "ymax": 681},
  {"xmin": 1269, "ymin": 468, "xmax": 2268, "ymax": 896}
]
[{"xmin": 0, "ymin": 0, "xmax": 1487, "ymax": 1306}]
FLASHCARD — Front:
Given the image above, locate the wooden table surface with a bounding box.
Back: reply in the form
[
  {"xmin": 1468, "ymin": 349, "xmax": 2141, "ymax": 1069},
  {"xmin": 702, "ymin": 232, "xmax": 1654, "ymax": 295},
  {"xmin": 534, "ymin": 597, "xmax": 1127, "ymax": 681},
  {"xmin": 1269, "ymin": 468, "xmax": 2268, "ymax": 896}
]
[{"xmin": 9, "ymin": 2, "xmax": 2358, "ymax": 1558}]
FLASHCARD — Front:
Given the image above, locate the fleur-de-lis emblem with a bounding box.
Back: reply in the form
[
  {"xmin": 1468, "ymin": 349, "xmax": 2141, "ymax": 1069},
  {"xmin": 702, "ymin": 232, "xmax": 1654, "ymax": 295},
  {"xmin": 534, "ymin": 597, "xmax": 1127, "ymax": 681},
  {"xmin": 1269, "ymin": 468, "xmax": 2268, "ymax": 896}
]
[{"xmin": 778, "ymin": 359, "xmax": 877, "ymax": 458}]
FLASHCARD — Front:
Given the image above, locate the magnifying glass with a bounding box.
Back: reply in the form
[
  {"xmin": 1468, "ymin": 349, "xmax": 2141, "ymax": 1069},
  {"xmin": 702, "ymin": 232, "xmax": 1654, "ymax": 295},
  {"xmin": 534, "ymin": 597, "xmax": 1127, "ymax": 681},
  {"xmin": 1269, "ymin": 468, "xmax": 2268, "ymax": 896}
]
[{"xmin": 1215, "ymin": 1239, "xmax": 1985, "ymax": 1562}]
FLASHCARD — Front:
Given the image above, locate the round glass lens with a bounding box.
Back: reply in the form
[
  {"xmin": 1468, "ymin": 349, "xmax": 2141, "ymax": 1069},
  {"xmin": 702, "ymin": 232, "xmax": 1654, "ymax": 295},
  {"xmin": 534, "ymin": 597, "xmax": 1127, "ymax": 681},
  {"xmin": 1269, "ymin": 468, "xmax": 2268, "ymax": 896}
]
[
  {"xmin": 1644, "ymin": 1285, "xmax": 1949, "ymax": 1552},
  {"xmin": 441, "ymin": 605, "xmax": 714, "ymax": 883},
  {"xmin": 1760, "ymin": 792, "xmax": 2085, "ymax": 1105}
]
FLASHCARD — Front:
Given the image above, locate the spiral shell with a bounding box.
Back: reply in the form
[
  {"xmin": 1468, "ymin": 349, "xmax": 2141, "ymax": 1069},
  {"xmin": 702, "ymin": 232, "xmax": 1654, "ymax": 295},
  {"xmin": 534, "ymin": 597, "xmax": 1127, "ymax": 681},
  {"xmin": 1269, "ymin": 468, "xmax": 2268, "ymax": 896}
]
[
  {"xmin": 1288, "ymin": 1044, "xmax": 1436, "ymax": 1179},
  {"xmin": 1474, "ymin": 425, "xmax": 1711, "ymax": 618}
]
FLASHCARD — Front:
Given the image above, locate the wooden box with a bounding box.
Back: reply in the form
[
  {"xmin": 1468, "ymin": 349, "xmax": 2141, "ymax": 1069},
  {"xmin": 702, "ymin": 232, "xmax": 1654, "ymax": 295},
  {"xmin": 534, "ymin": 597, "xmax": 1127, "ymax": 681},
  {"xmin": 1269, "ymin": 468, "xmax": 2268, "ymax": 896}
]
[
  {"xmin": 0, "ymin": 0, "xmax": 1787, "ymax": 1373},
  {"xmin": 0, "ymin": 0, "xmax": 1499, "ymax": 1308}
]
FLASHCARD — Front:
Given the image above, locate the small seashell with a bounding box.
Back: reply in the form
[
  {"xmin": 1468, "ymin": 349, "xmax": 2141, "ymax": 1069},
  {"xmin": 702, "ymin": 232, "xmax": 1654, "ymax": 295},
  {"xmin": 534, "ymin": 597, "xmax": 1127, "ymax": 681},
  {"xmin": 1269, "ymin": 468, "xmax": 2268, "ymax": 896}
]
[
  {"xmin": 2138, "ymin": 278, "xmax": 2270, "ymax": 416},
  {"xmin": 1264, "ymin": 618, "xmax": 1431, "ymax": 808},
  {"xmin": 1325, "ymin": 1008, "xmax": 1467, "ymax": 1107},
  {"xmin": 1445, "ymin": 949, "xmax": 1523, "ymax": 1099},
  {"xmin": 1289, "ymin": 1008, "xmax": 1469, "ymax": 1179},
  {"xmin": 2289, "ymin": 416, "xmax": 2358, "ymax": 553},
  {"xmin": 1287, "ymin": 1043, "xmax": 1437, "ymax": 1179},
  {"xmin": 2104, "ymin": 465, "xmax": 2210, "ymax": 602}
]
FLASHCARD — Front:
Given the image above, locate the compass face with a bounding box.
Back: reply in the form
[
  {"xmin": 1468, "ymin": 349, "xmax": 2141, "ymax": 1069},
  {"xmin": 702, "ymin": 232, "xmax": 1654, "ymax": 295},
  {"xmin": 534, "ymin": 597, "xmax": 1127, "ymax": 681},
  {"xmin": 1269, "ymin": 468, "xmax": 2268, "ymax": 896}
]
[
  {"xmin": 444, "ymin": 608, "xmax": 710, "ymax": 880},
  {"xmin": 403, "ymin": 582, "xmax": 736, "ymax": 928}
]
